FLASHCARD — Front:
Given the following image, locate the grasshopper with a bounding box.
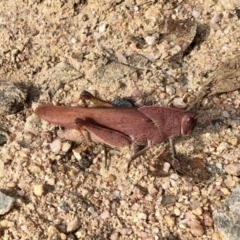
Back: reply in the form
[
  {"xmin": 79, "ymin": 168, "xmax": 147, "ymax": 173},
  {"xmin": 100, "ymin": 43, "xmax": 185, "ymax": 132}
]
[{"xmin": 35, "ymin": 91, "xmax": 197, "ymax": 170}]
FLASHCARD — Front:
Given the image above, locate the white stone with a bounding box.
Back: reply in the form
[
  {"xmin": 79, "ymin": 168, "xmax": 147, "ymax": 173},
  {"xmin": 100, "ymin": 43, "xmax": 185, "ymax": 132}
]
[
  {"xmin": 192, "ymin": 10, "xmax": 201, "ymax": 18},
  {"xmin": 145, "ymin": 36, "xmax": 157, "ymax": 46},
  {"xmin": 173, "ymin": 97, "xmax": 187, "ymax": 108},
  {"xmin": 99, "ymin": 24, "xmax": 106, "ymax": 33}
]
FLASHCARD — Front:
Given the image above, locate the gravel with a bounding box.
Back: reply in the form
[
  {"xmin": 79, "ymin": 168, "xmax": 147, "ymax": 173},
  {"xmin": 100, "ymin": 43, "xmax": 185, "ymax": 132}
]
[{"xmin": 0, "ymin": 0, "xmax": 240, "ymax": 239}]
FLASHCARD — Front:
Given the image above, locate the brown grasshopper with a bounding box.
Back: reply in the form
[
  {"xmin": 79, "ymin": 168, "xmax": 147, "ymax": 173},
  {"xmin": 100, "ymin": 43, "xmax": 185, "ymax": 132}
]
[{"xmin": 35, "ymin": 91, "xmax": 197, "ymax": 170}]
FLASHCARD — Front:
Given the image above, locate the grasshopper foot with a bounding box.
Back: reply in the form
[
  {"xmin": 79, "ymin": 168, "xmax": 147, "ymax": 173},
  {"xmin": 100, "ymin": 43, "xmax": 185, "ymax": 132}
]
[{"xmin": 170, "ymin": 157, "xmax": 181, "ymax": 172}]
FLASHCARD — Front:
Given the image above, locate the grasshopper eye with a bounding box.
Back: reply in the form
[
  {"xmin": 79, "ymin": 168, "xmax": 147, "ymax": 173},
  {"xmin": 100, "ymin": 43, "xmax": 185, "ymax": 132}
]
[
  {"xmin": 187, "ymin": 117, "xmax": 193, "ymax": 124},
  {"xmin": 181, "ymin": 113, "xmax": 198, "ymax": 136}
]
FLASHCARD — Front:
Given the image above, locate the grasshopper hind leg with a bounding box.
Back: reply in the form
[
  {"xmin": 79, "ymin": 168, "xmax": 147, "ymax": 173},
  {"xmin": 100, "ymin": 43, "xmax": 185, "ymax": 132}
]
[
  {"xmin": 74, "ymin": 118, "xmax": 132, "ymax": 148},
  {"xmin": 80, "ymin": 91, "xmax": 115, "ymax": 108},
  {"xmin": 74, "ymin": 117, "xmax": 133, "ymax": 170}
]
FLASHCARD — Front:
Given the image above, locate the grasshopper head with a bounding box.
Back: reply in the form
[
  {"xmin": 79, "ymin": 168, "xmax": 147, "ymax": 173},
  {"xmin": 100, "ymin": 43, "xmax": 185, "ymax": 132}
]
[{"xmin": 181, "ymin": 112, "xmax": 198, "ymax": 136}]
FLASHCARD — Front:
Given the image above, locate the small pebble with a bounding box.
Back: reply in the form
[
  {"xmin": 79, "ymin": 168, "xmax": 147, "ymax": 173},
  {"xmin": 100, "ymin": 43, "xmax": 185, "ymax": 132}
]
[
  {"xmin": 224, "ymin": 175, "xmax": 236, "ymax": 188},
  {"xmin": 131, "ymin": 89, "xmax": 142, "ymax": 100},
  {"xmin": 174, "ymin": 208, "xmax": 181, "ymax": 216},
  {"xmin": 81, "ymin": 27, "xmax": 89, "ymax": 34},
  {"xmin": 185, "ymin": 211, "xmax": 196, "ymax": 221},
  {"xmin": 203, "ymin": 211, "xmax": 214, "ymax": 227},
  {"xmin": 0, "ymin": 133, "xmax": 8, "ymax": 146},
  {"xmin": 138, "ymin": 212, "xmax": 147, "ymax": 220},
  {"xmin": 201, "ymin": 97, "xmax": 210, "ymax": 107},
  {"xmin": 104, "ymin": 174, "xmax": 116, "ymax": 183},
  {"xmin": 145, "ymin": 36, "xmax": 157, "ymax": 46},
  {"xmin": 149, "ymin": 186, "xmax": 158, "ymax": 196},
  {"xmin": 165, "ymin": 86, "xmax": 176, "ymax": 95},
  {"xmin": 228, "ymin": 137, "xmax": 238, "ymax": 146},
  {"xmin": 172, "ymin": 44, "xmax": 182, "ymax": 53},
  {"xmin": 63, "ymin": 84, "xmax": 71, "ymax": 92},
  {"xmin": 41, "ymin": 131, "xmax": 53, "ymax": 143},
  {"xmin": 120, "ymin": 228, "xmax": 129, "ymax": 235},
  {"xmin": 101, "ymin": 210, "xmax": 110, "ymax": 220},
  {"xmin": 140, "ymin": 231, "xmax": 151, "ymax": 238},
  {"xmin": 216, "ymin": 162, "xmax": 222, "ymax": 169},
  {"xmin": 163, "ymin": 9, "xmax": 173, "ymax": 17},
  {"xmin": 28, "ymin": 165, "xmax": 41, "ymax": 174},
  {"xmin": 33, "ymin": 184, "xmax": 45, "ymax": 196},
  {"xmin": 67, "ymin": 218, "xmax": 81, "ymax": 232},
  {"xmin": 164, "ymin": 215, "xmax": 175, "ymax": 227},
  {"xmin": 189, "ymin": 220, "xmax": 205, "ymax": 237},
  {"xmin": 0, "ymin": 83, "xmax": 27, "ymax": 114},
  {"xmin": 79, "ymin": 158, "xmax": 91, "ymax": 169},
  {"xmin": 75, "ymin": 229, "xmax": 86, "ymax": 238},
  {"xmin": 212, "ymin": 97, "xmax": 222, "ymax": 105},
  {"xmin": 47, "ymin": 178, "xmax": 55, "ymax": 186},
  {"xmin": 210, "ymin": 13, "xmax": 222, "ymax": 25},
  {"xmin": 192, "ymin": 10, "xmax": 201, "ymax": 18},
  {"xmin": 162, "ymin": 181, "xmax": 170, "ymax": 189},
  {"xmin": 134, "ymin": 6, "xmax": 139, "ymax": 12},
  {"xmin": 50, "ymin": 139, "xmax": 61, "ymax": 153},
  {"xmin": 82, "ymin": 14, "xmax": 88, "ymax": 21},
  {"xmin": 71, "ymin": 37, "xmax": 77, "ymax": 44},
  {"xmin": 60, "ymin": 233, "xmax": 67, "ymax": 239},
  {"xmin": 222, "ymin": 153, "xmax": 234, "ymax": 161},
  {"xmin": 186, "ymin": 95, "xmax": 195, "ymax": 103},
  {"xmin": 193, "ymin": 186, "xmax": 200, "ymax": 193},
  {"xmin": 88, "ymin": 207, "xmax": 95, "ymax": 216},
  {"xmin": 72, "ymin": 146, "xmax": 84, "ymax": 160},
  {"xmin": 47, "ymin": 226, "xmax": 59, "ymax": 238},
  {"xmin": 0, "ymin": 192, "xmax": 15, "ymax": 215},
  {"xmin": 0, "ymin": 220, "xmax": 13, "ymax": 228},
  {"xmin": 152, "ymin": 227, "xmax": 159, "ymax": 233},
  {"xmin": 110, "ymin": 232, "xmax": 119, "ymax": 240},
  {"xmin": 222, "ymin": 111, "xmax": 230, "ymax": 118},
  {"xmin": 172, "ymin": 97, "xmax": 187, "ymax": 108},
  {"xmin": 99, "ymin": 24, "xmax": 107, "ymax": 33},
  {"xmin": 220, "ymin": 188, "xmax": 230, "ymax": 195},
  {"xmin": 163, "ymin": 162, "xmax": 171, "ymax": 173},
  {"xmin": 111, "ymin": 190, "xmax": 120, "ymax": 199},
  {"xmin": 192, "ymin": 207, "xmax": 202, "ymax": 216},
  {"xmin": 16, "ymin": 43, "xmax": 25, "ymax": 52},
  {"xmin": 216, "ymin": 142, "xmax": 228, "ymax": 153},
  {"xmin": 81, "ymin": 189, "xmax": 89, "ymax": 198},
  {"xmin": 159, "ymin": 93, "xmax": 166, "ymax": 99},
  {"xmin": 61, "ymin": 142, "xmax": 71, "ymax": 152},
  {"xmin": 225, "ymin": 163, "xmax": 240, "ymax": 176},
  {"xmin": 68, "ymin": 168, "xmax": 79, "ymax": 177},
  {"xmin": 170, "ymin": 173, "xmax": 179, "ymax": 181},
  {"xmin": 212, "ymin": 232, "xmax": 222, "ymax": 240}
]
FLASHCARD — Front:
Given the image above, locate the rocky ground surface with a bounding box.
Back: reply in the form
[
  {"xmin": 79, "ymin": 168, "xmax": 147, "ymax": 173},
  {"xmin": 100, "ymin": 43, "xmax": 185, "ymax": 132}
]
[{"xmin": 0, "ymin": 0, "xmax": 240, "ymax": 239}]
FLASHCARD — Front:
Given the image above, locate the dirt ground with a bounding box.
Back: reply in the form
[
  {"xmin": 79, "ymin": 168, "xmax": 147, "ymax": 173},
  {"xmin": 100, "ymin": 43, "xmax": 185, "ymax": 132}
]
[{"xmin": 0, "ymin": 0, "xmax": 240, "ymax": 239}]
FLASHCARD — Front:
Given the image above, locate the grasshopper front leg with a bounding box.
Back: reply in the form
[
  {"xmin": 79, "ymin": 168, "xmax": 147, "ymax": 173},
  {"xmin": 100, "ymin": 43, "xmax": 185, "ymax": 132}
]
[
  {"xmin": 169, "ymin": 138, "xmax": 182, "ymax": 172},
  {"xmin": 127, "ymin": 141, "xmax": 153, "ymax": 172},
  {"xmin": 74, "ymin": 118, "xmax": 132, "ymax": 148}
]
